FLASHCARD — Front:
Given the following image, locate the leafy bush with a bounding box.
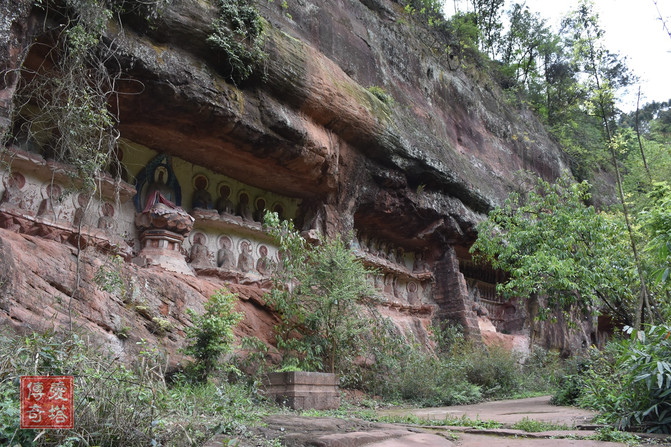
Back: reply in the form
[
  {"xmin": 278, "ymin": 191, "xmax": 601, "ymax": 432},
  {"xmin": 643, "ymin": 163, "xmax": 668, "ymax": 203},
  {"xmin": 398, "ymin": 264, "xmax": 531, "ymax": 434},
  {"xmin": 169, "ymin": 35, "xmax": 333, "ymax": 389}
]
[
  {"xmin": 0, "ymin": 329, "xmax": 272, "ymax": 446},
  {"xmin": 471, "ymin": 176, "xmax": 639, "ymax": 326},
  {"xmin": 464, "ymin": 345, "xmax": 521, "ymax": 397},
  {"xmin": 551, "ymin": 355, "xmax": 591, "ymax": 406},
  {"xmin": 208, "ymin": 0, "xmax": 266, "ymax": 84},
  {"xmin": 183, "ymin": 288, "xmax": 243, "ymax": 382},
  {"xmin": 367, "ymin": 86, "xmax": 395, "ymax": 106},
  {"xmin": 520, "ymin": 347, "xmax": 562, "ymax": 394},
  {"xmin": 264, "ymin": 212, "xmax": 373, "ymax": 377},
  {"xmin": 553, "ymin": 325, "xmax": 671, "ymax": 433},
  {"xmin": 358, "ymin": 320, "xmax": 552, "ymax": 406},
  {"xmin": 511, "ymin": 417, "xmax": 569, "ymax": 432}
]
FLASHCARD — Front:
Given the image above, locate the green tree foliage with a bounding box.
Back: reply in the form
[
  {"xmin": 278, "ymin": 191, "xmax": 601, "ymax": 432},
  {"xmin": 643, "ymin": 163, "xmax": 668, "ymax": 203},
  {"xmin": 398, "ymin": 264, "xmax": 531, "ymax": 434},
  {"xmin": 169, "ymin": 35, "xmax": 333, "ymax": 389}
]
[
  {"xmin": 184, "ymin": 289, "xmax": 243, "ymax": 382},
  {"xmin": 561, "ymin": 0, "xmax": 633, "ymax": 132},
  {"xmin": 264, "ymin": 212, "xmax": 373, "ymax": 375},
  {"xmin": 6, "ymin": 0, "xmax": 119, "ymax": 187},
  {"xmin": 469, "ymin": 0, "xmax": 504, "ymax": 58},
  {"xmin": 644, "ymin": 182, "xmax": 671, "ymax": 287},
  {"xmin": 207, "ymin": 0, "xmax": 266, "ymax": 84},
  {"xmin": 555, "ymin": 325, "xmax": 671, "ymax": 433},
  {"xmin": 499, "ymin": 4, "xmax": 552, "ymax": 89},
  {"xmin": 471, "ymin": 175, "xmax": 638, "ymax": 324}
]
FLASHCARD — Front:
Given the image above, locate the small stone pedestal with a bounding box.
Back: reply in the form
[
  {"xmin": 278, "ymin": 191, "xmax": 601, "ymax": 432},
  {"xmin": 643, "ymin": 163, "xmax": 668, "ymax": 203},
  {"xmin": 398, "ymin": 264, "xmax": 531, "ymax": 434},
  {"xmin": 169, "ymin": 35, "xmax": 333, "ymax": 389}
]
[
  {"xmin": 135, "ymin": 202, "xmax": 194, "ymax": 275},
  {"xmin": 262, "ymin": 372, "xmax": 340, "ymax": 410}
]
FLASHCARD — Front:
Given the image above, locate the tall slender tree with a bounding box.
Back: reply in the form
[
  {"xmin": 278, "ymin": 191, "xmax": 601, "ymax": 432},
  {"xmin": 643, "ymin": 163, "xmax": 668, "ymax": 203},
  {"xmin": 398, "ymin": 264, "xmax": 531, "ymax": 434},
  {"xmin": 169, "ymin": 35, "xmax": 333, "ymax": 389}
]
[{"xmin": 562, "ymin": 0, "xmax": 656, "ymax": 328}]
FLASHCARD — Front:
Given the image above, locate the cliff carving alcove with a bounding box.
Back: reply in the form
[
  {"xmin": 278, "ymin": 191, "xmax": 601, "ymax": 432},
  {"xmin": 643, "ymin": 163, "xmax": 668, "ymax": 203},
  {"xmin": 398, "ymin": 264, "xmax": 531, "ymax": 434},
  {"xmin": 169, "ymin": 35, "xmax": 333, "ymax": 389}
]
[{"xmin": 0, "ymin": 0, "xmax": 586, "ymax": 359}]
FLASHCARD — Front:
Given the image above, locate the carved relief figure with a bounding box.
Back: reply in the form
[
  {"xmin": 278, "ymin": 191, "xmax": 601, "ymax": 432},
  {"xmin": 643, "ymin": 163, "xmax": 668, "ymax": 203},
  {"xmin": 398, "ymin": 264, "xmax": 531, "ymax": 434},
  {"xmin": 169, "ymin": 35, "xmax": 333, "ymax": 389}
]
[
  {"xmin": 215, "ymin": 184, "xmax": 235, "ymax": 215},
  {"xmin": 381, "ymin": 243, "xmax": 389, "ymax": 258},
  {"xmin": 108, "ymin": 147, "xmax": 128, "ymax": 182},
  {"xmin": 97, "ymin": 202, "xmax": 116, "ymax": 232},
  {"xmin": 190, "ymin": 232, "xmax": 212, "ymax": 268},
  {"xmin": 407, "ymin": 281, "xmax": 419, "ymax": 304},
  {"xmin": 256, "ymin": 245, "xmax": 272, "ymax": 275},
  {"xmin": 191, "ymin": 174, "xmax": 212, "ymax": 210},
  {"xmin": 383, "ymin": 274, "xmax": 394, "ymax": 294},
  {"xmin": 134, "ymin": 155, "xmax": 182, "ymax": 212},
  {"xmin": 254, "ymin": 198, "xmax": 266, "ymax": 222},
  {"xmin": 37, "ymin": 183, "xmax": 62, "ymax": 219},
  {"xmin": 392, "ymin": 276, "xmax": 401, "ymax": 298},
  {"xmin": 374, "ymin": 273, "xmax": 383, "ymax": 290},
  {"xmin": 413, "ymin": 251, "xmax": 429, "ymax": 273},
  {"xmin": 145, "ymin": 166, "xmax": 176, "ymax": 209},
  {"xmin": 217, "ymin": 236, "xmax": 235, "ymax": 270},
  {"xmin": 73, "ymin": 193, "xmax": 91, "ymax": 227},
  {"xmin": 1, "ymin": 172, "xmax": 26, "ymax": 208},
  {"xmin": 368, "ymin": 238, "xmax": 378, "ymax": 255},
  {"xmin": 272, "ymin": 203, "xmax": 284, "ymax": 220},
  {"xmin": 387, "ymin": 244, "xmax": 397, "ymax": 263},
  {"xmin": 359, "ymin": 233, "xmax": 370, "ymax": 253},
  {"xmin": 275, "ymin": 251, "xmax": 285, "ymax": 274},
  {"xmin": 422, "ymin": 281, "xmax": 433, "ymax": 301},
  {"xmin": 396, "ymin": 247, "xmax": 405, "ymax": 267},
  {"xmin": 467, "ymin": 280, "xmax": 489, "ymax": 317},
  {"xmin": 366, "ymin": 272, "xmax": 374, "ymax": 288},
  {"xmin": 301, "ymin": 201, "xmax": 325, "ymax": 233},
  {"xmin": 237, "ymin": 239, "xmax": 254, "ymax": 272},
  {"xmin": 237, "ymin": 193, "xmax": 254, "ymax": 221}
]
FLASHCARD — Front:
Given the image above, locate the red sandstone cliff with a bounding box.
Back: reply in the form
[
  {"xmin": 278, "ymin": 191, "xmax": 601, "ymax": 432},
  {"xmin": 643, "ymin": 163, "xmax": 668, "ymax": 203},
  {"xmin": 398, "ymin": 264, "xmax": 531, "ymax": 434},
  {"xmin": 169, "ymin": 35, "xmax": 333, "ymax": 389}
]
[{"xmin": 0, "ymin": 0, "xmax": 592, "ymax": 359}]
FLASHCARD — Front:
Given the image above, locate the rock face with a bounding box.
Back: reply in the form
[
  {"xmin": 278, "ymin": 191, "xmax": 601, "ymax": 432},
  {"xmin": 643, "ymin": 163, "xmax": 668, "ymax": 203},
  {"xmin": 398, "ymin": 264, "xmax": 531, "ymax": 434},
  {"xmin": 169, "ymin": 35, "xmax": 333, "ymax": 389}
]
[{"xmin": 0, "ymin": 0, "xmax": 591, "ymax": 359}]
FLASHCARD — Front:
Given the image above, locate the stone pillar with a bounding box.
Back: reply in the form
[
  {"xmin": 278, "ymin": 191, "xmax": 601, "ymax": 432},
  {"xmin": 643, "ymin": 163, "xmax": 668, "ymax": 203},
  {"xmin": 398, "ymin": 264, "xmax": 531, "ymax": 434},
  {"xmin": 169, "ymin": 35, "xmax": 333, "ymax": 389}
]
[
  {"xmin": 432, "ymin": 246, "xmax": 481, "ymax": 341},
  {"xmin": 134, "ymin": 202, "xmax": 194, "ymax": 275},
  {"xmin": 262, "ymin": 372, "xmax": 340, "ymax": 410}
]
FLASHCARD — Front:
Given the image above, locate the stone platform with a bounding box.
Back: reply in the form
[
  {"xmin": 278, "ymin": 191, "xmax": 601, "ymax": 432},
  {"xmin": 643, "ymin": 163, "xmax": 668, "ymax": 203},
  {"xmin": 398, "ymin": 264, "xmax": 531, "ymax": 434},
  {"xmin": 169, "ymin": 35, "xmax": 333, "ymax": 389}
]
[{"xmin": 262, "ymin": 371, "xmax": 340, "ymax": 410}]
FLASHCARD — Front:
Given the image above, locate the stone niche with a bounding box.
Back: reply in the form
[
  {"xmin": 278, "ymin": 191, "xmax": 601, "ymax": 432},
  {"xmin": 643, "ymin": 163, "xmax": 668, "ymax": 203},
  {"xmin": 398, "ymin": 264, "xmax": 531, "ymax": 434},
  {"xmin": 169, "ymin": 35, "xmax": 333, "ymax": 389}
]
[
  {"xmin": 0, "ymin": 147, "xmax": 136, "ymax": 257},
  {"xmin": 351, "ymin": 230, "xmax": 435, "ymax": 312},
  {"xmin": 262, "ymin": 371, "xmax": 340, "ymax": 410},
  {"xmin": 122, "ymin": 140, "xmax": 300, "ymax": 278},
  {"xmin": 458, "ymin": 256, "xmax": 525, "ymax": 334}
]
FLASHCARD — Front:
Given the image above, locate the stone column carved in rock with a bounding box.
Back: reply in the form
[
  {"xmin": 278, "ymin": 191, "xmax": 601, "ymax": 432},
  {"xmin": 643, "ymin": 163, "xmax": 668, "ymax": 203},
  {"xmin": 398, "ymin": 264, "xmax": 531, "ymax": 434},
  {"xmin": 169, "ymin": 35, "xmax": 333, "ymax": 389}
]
[{"xmin": 134, "ymin": 198, "xmax": 194, "ymax": 276}]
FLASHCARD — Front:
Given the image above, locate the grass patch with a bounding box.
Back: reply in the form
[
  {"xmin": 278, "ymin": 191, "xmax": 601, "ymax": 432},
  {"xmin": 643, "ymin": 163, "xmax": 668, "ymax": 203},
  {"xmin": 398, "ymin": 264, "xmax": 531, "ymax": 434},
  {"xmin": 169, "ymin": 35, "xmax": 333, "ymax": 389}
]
[
  {"xmin": 511, "ymin": 417, "xmax": 571, "ymax": 432},
  {"xmin": 0, "ymin": 329, "xmax": 278, "ymax": 446},
  {"xmin": 367, "ymin": 413, "xmax": 503, "ymax": 429},
  {"xmin": 586, "ymin": 427, "xmax": 642, "ymax": 445}
]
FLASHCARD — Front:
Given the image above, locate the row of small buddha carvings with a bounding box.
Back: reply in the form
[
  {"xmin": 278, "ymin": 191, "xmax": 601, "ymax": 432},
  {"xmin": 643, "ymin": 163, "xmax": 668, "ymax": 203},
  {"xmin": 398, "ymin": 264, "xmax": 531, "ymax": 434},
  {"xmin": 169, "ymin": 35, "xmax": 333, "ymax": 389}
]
[
  {"xmin": 351, "ymin": 232, "xmax": 430, "ymax": 273},
  {"xmin": 1, "ymin": 171, "xmax": 117, "ymax": 231}
]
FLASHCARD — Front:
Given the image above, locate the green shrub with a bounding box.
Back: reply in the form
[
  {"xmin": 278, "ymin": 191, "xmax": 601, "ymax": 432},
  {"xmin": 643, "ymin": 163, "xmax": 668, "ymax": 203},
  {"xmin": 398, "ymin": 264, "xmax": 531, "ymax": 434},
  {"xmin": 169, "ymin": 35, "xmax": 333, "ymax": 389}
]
[
  {"xmin": 0, "ymin": 329, "xmax": 273, "ymax": 446},
  {"xmin": 554, "ymin": 325, "xmax": 671, "ymax": 434},
  {"xmin": 520, "ymin": 347, "xmax": 562, "ymax": 395},
  {"xmin": 357, "ymin": 320, "xmax": 483, "ymax": 407},
  {"xmin": 367, "ymin": 86, "xmax": 395, "ymax": 106},
  {"xmin": 511, "ymin": 417, "xmax": 570, "ymax": 432},
  {"xmin": 264, "ymin": 212, "xmax": 373, "ymax": 377},
  {"xmin": 208, "ymin": 0, "xmax": 266, "ymax": 84},
  {"xmin": 183, "ymin": 288, "xmax": 243, "ymax": 382},
  {"xmin": 464, "ymin": 346, "xmax": 522, "ymax": 397},
  {"xmin": 551, "ymin": 355, "xmax": 591, "ymax": 406}
]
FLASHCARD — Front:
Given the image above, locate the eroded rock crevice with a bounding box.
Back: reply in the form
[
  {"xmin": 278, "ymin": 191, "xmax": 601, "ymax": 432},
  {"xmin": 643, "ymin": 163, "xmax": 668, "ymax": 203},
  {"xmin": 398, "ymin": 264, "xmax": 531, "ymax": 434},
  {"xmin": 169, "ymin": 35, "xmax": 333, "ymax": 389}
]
[{"xmin": 0, "ymin": 0, "xmax": 591, "ymax": 358}]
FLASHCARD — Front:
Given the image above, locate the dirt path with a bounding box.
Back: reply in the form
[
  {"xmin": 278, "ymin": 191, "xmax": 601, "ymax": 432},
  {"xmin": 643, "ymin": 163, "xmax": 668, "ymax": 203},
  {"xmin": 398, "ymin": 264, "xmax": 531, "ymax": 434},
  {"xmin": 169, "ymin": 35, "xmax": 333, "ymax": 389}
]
[
  {"xmin": 367, "ymin": 395, "xmax": 626, "ymax": 447},
  {"xmin": 207, "ymin": 396, "xmax": 662, "ymax": 446},
  {"xmin": 378, "ymin": 395, "xmax": 597, "ymax": 426}
]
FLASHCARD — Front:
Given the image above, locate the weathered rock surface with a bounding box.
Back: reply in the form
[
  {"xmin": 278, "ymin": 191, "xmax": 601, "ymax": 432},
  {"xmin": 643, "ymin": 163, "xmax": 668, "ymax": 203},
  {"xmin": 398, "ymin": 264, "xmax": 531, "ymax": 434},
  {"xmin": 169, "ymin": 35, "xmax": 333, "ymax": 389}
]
[
  {"xmin": 107, "ymin": 0, "xmax": 568, "ymax": 242},
  {"xmin": 0, "ymin": 227, "xmax": 278, "ymax": 365},
  {"xmin": 0, "ymin": 0, "xmax": 588, "ymax": 356}
]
